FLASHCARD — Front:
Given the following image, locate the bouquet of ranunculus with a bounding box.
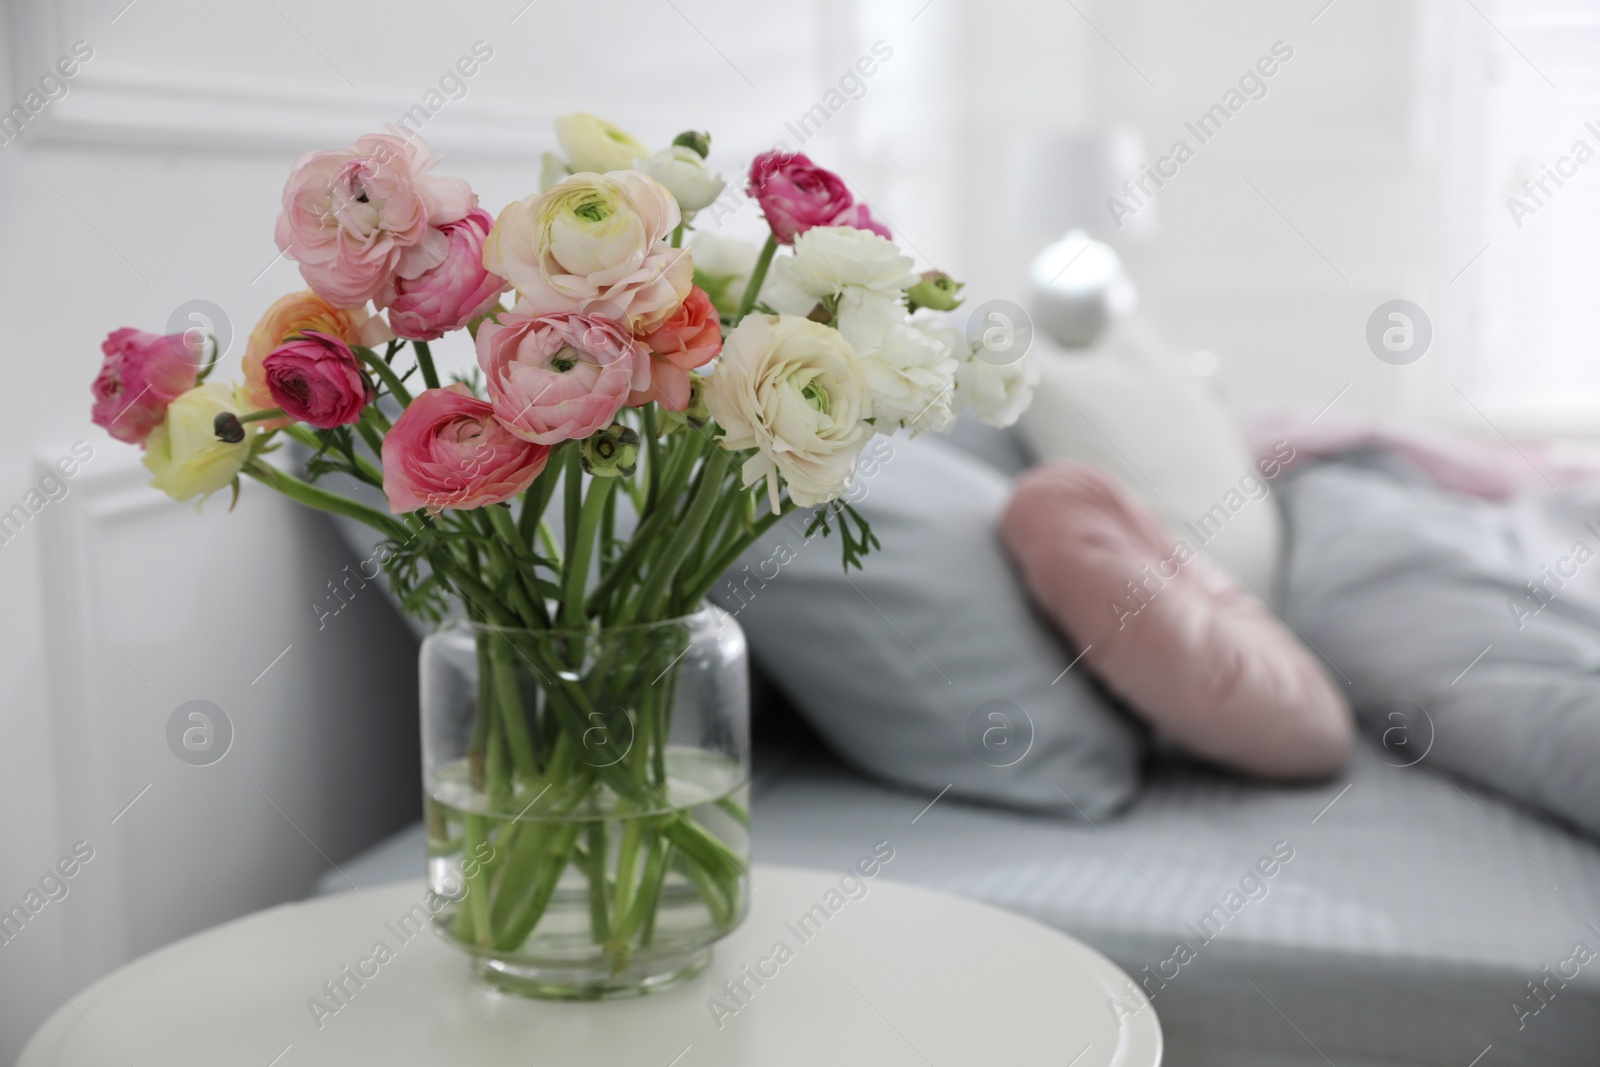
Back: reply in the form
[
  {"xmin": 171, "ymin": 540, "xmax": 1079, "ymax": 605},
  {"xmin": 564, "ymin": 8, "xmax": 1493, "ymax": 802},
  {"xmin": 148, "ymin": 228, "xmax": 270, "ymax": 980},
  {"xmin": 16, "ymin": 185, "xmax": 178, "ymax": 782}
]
[{"xmin": 90, "ymin": 113, "xmax": 1035, "ymax": 995}]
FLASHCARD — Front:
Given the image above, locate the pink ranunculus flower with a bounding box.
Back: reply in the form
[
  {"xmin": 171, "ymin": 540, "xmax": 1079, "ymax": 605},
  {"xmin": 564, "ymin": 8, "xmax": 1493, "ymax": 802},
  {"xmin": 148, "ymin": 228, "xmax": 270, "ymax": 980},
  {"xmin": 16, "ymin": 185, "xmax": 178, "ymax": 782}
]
[
  {"xmin": 261, "ymin": 331, "xmax": 375, "ymax": 429},
  {"xmin": 482, "ymin": 170, "xmax": 691, "ymax": 331},
  {"xmin": 746, "ymin": 150, "xmax": 889, "ymax": 245},
  {"xmin": 381, "ymin": 384, "xmax": 549, "ymax": 514},
  {"xmin": 631, "ymin": 286, "xmax": 723, "ymax": 410},
  {"xmin": 476, "ymin": 311, "xmax": 649, "ymax": 445},
  {"xmin": 242, "ymin": 290, "xmax": 392, "ymax": 428},
  {"xmin": 274, "ymin": 130, "xmax": 476, "ymax": 309},
  {"xmin": 382, "ymin": 208, "xmax": 509, "ymax": 341},
  {"xmin": 91, "ymin": 328, "xmax": 202, "ymax": 446}
]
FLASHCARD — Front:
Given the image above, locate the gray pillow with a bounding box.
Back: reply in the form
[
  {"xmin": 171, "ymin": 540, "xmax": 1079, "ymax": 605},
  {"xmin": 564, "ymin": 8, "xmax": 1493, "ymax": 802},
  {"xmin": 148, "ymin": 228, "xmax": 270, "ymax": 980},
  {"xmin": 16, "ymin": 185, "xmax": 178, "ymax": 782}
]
[
  {"xmin": 940, "ymin": 414, "xmax": 1034, "ymax": 477},
  {"xmin": 711, "ymin": 434, "xmax": 1145, "ymax": 818},
  {"xmin": 1280, "ymin": 456, "xmax": 1600, "ymax": 837}
]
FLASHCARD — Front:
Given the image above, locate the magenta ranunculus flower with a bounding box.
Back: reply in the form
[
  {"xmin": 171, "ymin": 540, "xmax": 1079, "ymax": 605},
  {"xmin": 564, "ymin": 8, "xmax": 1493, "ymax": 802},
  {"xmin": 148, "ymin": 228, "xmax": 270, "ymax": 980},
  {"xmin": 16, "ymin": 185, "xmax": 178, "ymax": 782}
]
[
  {"xmin": 746, "ymin": 150, "xmax": 889, "ymax": 245},
  {"xmin": 274, "ymin": 130, "xmax": 476, "ymax": 309},
  {"xmin": 383, "ymin": 208, "xmax": 508, "ymax": 341},
  {"xmin": 476, "ymin": 311, "xmax": 649, "ymax": 445},
  {"xmin": 381, "ymin": 384, "xmax": 549, "ymax": 514},
  {"xmin": 832, "ymin": 200, "xmax": 891, "ymax": 241},
  {"xmin": 261, "ymin": 331, "xmax": 375, "ymax": 429},
  {"xmin": 91, "ymin": 328, "xmax": 202, "ymax": 446}
]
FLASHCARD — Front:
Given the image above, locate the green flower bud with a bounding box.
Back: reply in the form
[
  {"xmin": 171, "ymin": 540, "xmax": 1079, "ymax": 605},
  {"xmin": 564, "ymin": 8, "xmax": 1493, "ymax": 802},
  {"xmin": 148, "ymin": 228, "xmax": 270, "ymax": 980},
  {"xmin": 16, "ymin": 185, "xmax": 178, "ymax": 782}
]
[
  {"xmin": 213, "ymin": 411, "xmax": 246, "ymax": 444},
  {"xmin": 581, "ymin": 422, "xmax": 641, "ymax": 478},
  {"xmin": 672, "ymin": 130, "xmax": 712, "ymax": 159},
  {"xmin": 660, "ymin": 373, "xmax": 712, "ymax": 432},
  {"xmin": 905, "ymin": 270, "xmax": 965, "ymax": 312}
]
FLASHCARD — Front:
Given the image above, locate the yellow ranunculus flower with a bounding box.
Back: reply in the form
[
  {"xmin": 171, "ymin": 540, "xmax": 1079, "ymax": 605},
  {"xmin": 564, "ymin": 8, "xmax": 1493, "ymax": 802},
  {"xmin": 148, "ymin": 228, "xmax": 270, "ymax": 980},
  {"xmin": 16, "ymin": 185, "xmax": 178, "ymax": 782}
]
[
  {"xmin": 142, "ymin": 382, "xmax": 252, "ymax": 503},
  {"xmin": 554, "ymin": 112, "xmax": 649, "ymax": 175}
]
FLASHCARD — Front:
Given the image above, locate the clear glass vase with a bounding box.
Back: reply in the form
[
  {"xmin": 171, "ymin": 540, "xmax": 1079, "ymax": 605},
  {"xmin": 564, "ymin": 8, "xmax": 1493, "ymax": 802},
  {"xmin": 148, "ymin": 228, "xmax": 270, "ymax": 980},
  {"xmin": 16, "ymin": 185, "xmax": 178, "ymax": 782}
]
[{"xmin": 419, "ymin": 605, "xmax": 750, "ymax": 999}]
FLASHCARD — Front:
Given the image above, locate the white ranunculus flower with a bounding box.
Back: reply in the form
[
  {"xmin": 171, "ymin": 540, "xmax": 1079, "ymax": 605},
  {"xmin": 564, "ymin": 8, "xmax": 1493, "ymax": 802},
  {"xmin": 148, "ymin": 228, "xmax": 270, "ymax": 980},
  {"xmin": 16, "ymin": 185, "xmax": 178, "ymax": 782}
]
[
  {"xmin": 641, "ymin": 145, "xmax": 726, "ymax": 215},
  {"xmin": 690, "ymin": 233, "xmax": 762, "ymax": 316},
  {"xmin": 142, "ymin": 382, "xmax": 252, "ymax": 503},
  {"xmin": 953, "ymin": 328, "xmax": 1041, "ymax": 428},
  {"xmin": 704, "ymin": 313, "xmax": 873, "ymax": 509},
  {"xmin": 553, "ymin": 113, "xmax": 650, "ymax": 175},
  {"xmin": 764, "ymin": 226, "xmax": 919, "ymax": 315},
  {"xmin": 836, "ymin": 292, "xmax": 958, "ymax": 436}
]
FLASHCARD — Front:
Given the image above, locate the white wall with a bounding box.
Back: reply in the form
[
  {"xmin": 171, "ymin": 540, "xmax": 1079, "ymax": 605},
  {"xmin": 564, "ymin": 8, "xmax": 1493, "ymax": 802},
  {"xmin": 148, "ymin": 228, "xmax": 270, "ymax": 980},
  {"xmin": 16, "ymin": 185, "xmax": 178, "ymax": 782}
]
[
  {"xmin": 0, "ymin": 0, "xmax": 943, "ymax": 1057},
  {"xmin": 944, "ymin": 0, "xmax": 1513, "ymax": 438}
]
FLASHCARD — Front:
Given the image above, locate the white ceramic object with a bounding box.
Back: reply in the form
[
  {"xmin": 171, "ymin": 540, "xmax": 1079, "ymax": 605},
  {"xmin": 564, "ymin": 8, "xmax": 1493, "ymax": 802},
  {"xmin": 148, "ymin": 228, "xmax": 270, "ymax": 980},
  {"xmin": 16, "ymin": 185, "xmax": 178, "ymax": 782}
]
[
  {"xmin": 21, "ymin": 866, "xmax": 1162, "ymax": 1067},
  {"xmin": 1028, "ymin": 230, "xmax": 1138, "ymax": 348}
]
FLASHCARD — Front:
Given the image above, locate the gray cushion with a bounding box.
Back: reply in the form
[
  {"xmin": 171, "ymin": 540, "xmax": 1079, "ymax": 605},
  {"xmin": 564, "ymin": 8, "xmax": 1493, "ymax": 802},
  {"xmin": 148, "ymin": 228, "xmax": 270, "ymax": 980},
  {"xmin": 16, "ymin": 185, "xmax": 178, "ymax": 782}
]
[
  {"xmin": 940, "ymin": 414, "xmax": 1034, "ymax": 477},
  {"xmin": 1279, "ymin": 456, "xmax": 1600, "ymax": 838},
  {"xmin": 711, "ymin": 433, "xmax": 1145, "ymax": 818}
]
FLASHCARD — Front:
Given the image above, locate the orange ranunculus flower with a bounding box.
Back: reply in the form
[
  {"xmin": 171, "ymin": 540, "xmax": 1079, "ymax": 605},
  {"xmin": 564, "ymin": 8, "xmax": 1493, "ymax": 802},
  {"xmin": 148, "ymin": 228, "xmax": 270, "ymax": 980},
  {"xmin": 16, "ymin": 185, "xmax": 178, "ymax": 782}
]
[{"xmin": 242, "ymin": 291, "xmax": 393, "ymax": 423}]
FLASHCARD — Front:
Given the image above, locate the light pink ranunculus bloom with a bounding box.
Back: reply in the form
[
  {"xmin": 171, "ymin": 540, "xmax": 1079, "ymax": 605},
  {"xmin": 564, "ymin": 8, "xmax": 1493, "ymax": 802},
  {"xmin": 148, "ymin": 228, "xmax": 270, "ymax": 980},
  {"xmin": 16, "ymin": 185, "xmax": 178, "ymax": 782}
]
[
  {"xmin": 274, "ymin": 131, "xmax": 475, "ymax": 309},
  {"xmin": 476, "ymin": 311, "xmax": 649, "ymax": 445},
  {"xmin": 381, "ymin": 384, "xmax": 549, "ymax": 514},
  {"xmin": 746, "ymin": 150, "xmax": 890, "ymax": 245},
  {"xmin": 382, "ymin": 208, "xmax": 508, "ymax": 341},
  {"xmin": 631, "ymin": 286, "xmax": 722, "ymax": 410},
  {"xmin": 482, "ymin": 170, "xmax": 691, "ymax": 331},
  {"xmin": 261, "ymin": 331, "xmax": 374, "ymax": 429},
  {"xmin": 91, "ymin": 328, "xmax": 202, "ymax": 446}
]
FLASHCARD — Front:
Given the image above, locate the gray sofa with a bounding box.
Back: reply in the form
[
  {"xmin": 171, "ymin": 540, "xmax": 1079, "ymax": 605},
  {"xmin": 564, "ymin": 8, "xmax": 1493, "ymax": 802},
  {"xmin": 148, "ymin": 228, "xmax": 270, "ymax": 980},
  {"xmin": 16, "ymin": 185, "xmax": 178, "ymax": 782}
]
[
  {"xmin": 320, "ymin": 681, "xmax": 1600, "ymax": 1067},
  {"xmin": 313, "ymin": 428, "xmax": 1600, "ymax": 1066}
]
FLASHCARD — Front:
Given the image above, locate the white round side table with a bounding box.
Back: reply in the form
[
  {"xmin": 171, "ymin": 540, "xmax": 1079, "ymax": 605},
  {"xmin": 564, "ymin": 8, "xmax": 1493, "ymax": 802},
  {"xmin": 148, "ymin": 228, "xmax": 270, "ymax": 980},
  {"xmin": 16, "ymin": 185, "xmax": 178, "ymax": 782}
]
[{"xmin": 21, "ymin": 865, "xmax": 1162, "ymax": 1066}]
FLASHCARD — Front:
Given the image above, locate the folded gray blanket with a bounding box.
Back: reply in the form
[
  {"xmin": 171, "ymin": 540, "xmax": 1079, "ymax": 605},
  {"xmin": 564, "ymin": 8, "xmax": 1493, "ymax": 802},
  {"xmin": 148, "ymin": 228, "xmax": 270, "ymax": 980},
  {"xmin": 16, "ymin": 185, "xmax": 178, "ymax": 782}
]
[{"xmin": 1279, "ymin": 452, "xmax": 1600, "ymax": 838}]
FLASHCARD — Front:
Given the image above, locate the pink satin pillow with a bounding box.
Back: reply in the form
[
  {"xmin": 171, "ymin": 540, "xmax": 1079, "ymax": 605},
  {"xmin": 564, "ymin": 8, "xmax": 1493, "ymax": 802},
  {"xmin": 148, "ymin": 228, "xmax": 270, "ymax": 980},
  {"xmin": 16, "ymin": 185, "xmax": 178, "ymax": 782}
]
[{"xmin": 1001, "ymin": 461, "xmax": 1352, "ymax": 781}]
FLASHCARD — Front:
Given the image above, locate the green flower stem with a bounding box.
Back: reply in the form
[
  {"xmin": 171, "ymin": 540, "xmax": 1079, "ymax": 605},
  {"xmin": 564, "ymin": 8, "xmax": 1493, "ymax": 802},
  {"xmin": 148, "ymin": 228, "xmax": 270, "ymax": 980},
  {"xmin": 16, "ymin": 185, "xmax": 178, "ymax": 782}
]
[
  {"xmin": 360, "ymin": 403, "xmax": 392, "ymax": 434},
  {"xmin": 470, "ymin": 637, "xmax": 493, "ymax": 790},
  {"xmin": 518, "ymin": 446, "xmax": 566, "ymax": 548},
  {"xmin": 563, "ymin": 449, "xmax": 583, "ymax": 569},
  {"xmin": 643, "ymin": 407, "xmax": 662, "ymax": 510},
  {"xmin": 487, "ymin": 634, "xmax": 539, "ymax": 784},
  {"xmin": 485, "ymin": 502, "xmax": 523, "ymax": 555},
  {"xmin": 678, "ymin": 850, "xmax": 734, "ymax": 928},
  {"xmin": 485, "ymin": 728, "xmax": 508, "ymax": 817},
  {"xmin": 563, "ymin": 476, "xmax": 615, "ymax": 627},
  {"xmin": 735, "ymin": 234, "xmax": 779, "ymax": 323},
  {"xmin": 681, "ymin": 501, "xmax": 794, "ymax": 608},
  {"xmin": 240, "ymin": 408, "xmax": 285, "ymax": 424},
  {"xmin": 243, "ymin": 460, "xmax": 407, "ymax": 539},
  {"xmin": 585, "ymin": 821, "xmax": 611, "ymax": 942},
  {"xmin": 493, "ymin": 821, "xmax": 582, "ymax": 952},
  {"xmin": 583, "ymin": 441, "xmax": 697, "ymax": 617},
  {"xmin": 631, "ymin": 455, "xmax": 726, "ymax": 621},
  {"xmin": 608, "ymin": 827, "xmax": 664, "ymax": 951},
  {"xmin": 637, "ymin": 840, "xmax": 673, "ymax": 946},
  {"xmin": 680, "ymin": 487, "xmax": 754, "ymax": 595},
  {"xmin": 352, "ymin": 421, "xmax": 387, "ymax": 469},
  {"xmin": 353, "ymin": 347, "xmax": 414, "ymax": 406},
  {"xmin": 412, "ymin": 340, "xmax": 440, "ymax": 391},
  {"xmin": 461, "ymin": 814, "xmax": 493, "ymax": 947},
  {"xmin": 611, "ymin": 806, "xmax": 644, "ymax": 923},
  {"xmin": 600, "ymin": 481, "xmax": 618, "ymax": 565},
  {"xmin": 537, "ymin": 520, "xmax": 563, "ymax": 568}
]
